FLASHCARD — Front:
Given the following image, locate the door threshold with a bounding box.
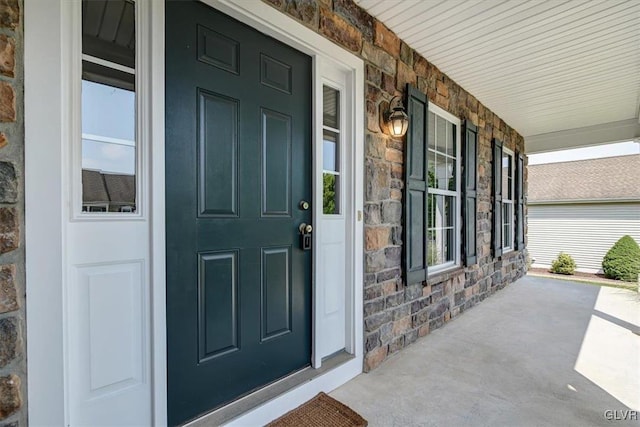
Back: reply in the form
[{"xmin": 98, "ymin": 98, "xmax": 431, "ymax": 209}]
[{"xmin": 184, "ymin": 351, "xmax": 354, "ymax": 427}]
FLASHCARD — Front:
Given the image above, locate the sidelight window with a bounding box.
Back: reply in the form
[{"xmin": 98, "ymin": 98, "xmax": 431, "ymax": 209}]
[{"xmin": 81, "ymin": 0, "xmax": 137, "ymax": 214}]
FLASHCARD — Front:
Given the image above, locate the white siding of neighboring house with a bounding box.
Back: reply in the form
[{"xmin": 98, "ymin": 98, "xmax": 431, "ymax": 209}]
[{"xmin": 528, "ymin": 202, "xmax": 640, "ymax": 273}]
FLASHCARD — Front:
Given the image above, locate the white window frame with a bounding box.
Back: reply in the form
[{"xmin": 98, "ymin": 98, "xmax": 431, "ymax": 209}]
[
  {"xmin": 502, "ymin": 147, "xmax": 515, "ymax": 252},
  {"xmin": 426, "ymin": 103, "xmax": 461, "ymax": 275}
]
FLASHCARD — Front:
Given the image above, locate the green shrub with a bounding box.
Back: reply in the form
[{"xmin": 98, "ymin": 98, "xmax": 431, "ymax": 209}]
[
  {"xmin": 602, "ymin": 235, "xmax": 640, "ymax": 282},
  {"xmin": 550, "ymin": 252, "xmax": 576, "ymax": 275}
]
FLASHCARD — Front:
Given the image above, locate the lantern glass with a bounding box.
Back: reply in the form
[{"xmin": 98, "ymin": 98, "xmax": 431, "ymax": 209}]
[{"xmin": 388, "ymin": 109, "xmax": 408, "ymax": 137}]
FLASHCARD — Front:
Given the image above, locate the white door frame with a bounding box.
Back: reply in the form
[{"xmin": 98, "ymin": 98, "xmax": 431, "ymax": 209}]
[{"xmin": 25, "ymin": 1, "xmax": 364, "ymax": 425}]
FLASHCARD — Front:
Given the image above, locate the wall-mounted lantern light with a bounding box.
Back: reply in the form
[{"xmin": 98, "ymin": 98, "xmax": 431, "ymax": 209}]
[{"xmin": 385, "ymin": 96, "xmax": 409, "ymax": 138}]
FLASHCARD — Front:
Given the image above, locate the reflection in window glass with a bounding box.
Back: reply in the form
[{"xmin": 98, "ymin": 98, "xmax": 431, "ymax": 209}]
[
  {"xmin": 427, "ymin": 112, "xmax": 436, "ymax": 151},
  {"xmin": 322, "ymin": 86, "xmax": 341, "ymax": 215},
  {"xmin": 323, "ymin": 131, "xmax": 338, "ymax": 172},
  {"xmin": 323, "ymin": 86, "xmax": 340, "ymax": 129},
  {"xmin": 323, "ymin": 173, "xmax": 339, "ymax": 215},
  {"xmin": 502, "ymin": 154, "xmax": 512, "ymax": 199},
  {"xmin": 81, "ymin": 0, "xmax": 136, "ymax": 214}
]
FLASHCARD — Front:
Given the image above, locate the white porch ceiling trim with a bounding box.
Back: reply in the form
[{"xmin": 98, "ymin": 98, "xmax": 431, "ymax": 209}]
[
  {"xmin": 525, "ymin": 118, "xmax": 640, "ymax": 153},
  {"xmin": 355, "ymin": 0, "xmax": 640, "ymax": 153}
]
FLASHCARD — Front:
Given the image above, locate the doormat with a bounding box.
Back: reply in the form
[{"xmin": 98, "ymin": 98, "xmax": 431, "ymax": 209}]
[{"xmin": 266, "ymin": 392, "xmax": 368, "ymax": 427}]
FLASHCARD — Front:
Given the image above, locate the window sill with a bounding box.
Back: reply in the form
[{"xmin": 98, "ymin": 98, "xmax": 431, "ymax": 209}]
[
  {"xmin": 426, "ymin": 265, "xmax": 465, "ymax": 286},
  {"xmin": 499, "ymin": 248, "xmax": 523, "ymax": 261}
]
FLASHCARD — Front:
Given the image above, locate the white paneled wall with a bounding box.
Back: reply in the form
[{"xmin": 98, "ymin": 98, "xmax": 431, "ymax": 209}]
[{"xmin": 528, "ymin": 203, "xmax": 640, "ymax": 272}]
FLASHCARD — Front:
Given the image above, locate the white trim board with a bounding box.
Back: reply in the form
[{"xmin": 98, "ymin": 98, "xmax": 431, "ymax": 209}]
[
  {"xmin": 525, "ymin": 118, "xmax": 640, "ymax": 154},
  {"xmin": 25, "ymin": 0, "xmax": 364, "ymax": 425},
  {"xmin": 25, "ymin": 0, "xmax": 66, "ymax": 423}
]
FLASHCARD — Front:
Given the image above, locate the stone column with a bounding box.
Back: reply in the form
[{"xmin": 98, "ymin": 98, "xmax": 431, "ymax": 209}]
[{"xmin": 0, "ymin": 0, "xmax": 25, "ymax": 425}]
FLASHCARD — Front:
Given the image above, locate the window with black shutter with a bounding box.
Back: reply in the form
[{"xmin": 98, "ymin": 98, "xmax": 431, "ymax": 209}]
[{"xmin": 404, "ymin": 84, "xmax": 462, "ymax": 284}]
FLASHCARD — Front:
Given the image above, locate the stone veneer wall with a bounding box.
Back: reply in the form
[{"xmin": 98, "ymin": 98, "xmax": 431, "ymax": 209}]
[
  {"xmin": 263, "ymin": 0, "xmax": 528, "ymax": 371},
  {"xmin": 0, "ymin": 0, "xmax": 24, "ymax": 425}
]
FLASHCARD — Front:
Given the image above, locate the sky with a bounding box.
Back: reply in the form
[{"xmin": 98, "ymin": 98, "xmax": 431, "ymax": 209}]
[
  {"xmin": 82, "ymin": 80, "xmax": 136, "ymax": 175},
  {"xmin": 528, "ymin": 141, "xmax": 640, "ymax": 165}
]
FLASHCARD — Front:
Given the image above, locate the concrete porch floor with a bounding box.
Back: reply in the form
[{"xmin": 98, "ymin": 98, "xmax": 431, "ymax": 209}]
[{"xmin": 331, "ymin": 275, "xmax": 640, "ymax": 426}]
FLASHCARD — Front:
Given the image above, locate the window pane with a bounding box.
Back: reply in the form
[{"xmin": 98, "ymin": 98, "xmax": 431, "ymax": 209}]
[
  {"xmin": 427, "ymin": 193, "xmax": 435, "ymax": 229},
  {"xmin": 446, "ymin": 122, "xmax": 456, "ymax": 157},
  {"xmin": 503, "ymin": 203, "xmax": 512, "ymax": 248},
  {"xmin": 82, "ymin": 0, "xmax": 136, "ymax": 68},
  {"xmin": 427, "ymin": 233, "xmax": 436, "ymax": 266},
  {"xmin": 447, "ymin": 157, "xmax": 456, "ymax": 191},
  {"xmin": 436, "ymin": 154, "xmax": 450, "ymax": 190},
  {"xmin": 502, "ymin": 153, "xmax": 512, "ymax": 200},
  {"xmin": 427, "ymin": 150, "xmax": 436, "ymax": 188},
  {"xmin": 323, "ymin": 86, "xmax": 340, "ymax": 129},
  {"xmin": 446, "ymin": 227, "xmax": 454, "ymax": 262},
  {"xmin": 436, "ymin": 115, "xmax": 447, "ymax": 153},
  {"xmin": 428, "ymin": 111, "xmax": 436, "ymax": 151},
  {"xmin": 427, "ymin": 195, "xmax": 455, "ymax": 266},
  {"xmin": 434, "ymin": 195, "xmax": 445, "ymax": 229},
  {"xmin": 445, "ymin": 196, "xmax": 454, "ymax": 228},
  {"xmin": 82, "ymin": 137, "xmax": 135, "ymax": 175},
  {"xmin": 323, "ymin": 173, "xmax": 339, "ymax": 214},
  {"xmin": 323, "ymin": 131, "xmax": 338, "ymax": 172},
  {"xmin": 82, "ymin": 0, "xmax": 136, "ymax": 214},
  {"xmin": 82, "ymin": 79, "xmax": 135, "ymax": 142}
]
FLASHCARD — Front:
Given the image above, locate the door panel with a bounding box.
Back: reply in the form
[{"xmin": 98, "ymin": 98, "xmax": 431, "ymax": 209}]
[
  {"xmin": 165, "ymin": 2, "xmax": 312, "ymax": 425},
  {"xmin": 261, "ymin": 246, "xmax": 292, "ymax": 340},
  {"xmin": 197, "ymin": 90, "xmax": 239, "ymax": 217},
  {"xmin": 261, "ymin": 109, "xmax": 292, "ymax": 216},
  {"xmin": 198, "ymin": 251, "xmax": 239, "ymax": 361}
]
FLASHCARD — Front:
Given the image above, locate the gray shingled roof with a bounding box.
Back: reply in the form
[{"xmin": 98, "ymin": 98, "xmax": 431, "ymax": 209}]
[
  {"xmin": 528, "ymin": 154, "xmax": 640, "ymax": 203},
  {"xmin": 82, "ymin": 169, "xmax": 110, "ymax": 204},
  {"xmin": 82, "ymin": 169, "xmax": 135, "ymax": 205}
]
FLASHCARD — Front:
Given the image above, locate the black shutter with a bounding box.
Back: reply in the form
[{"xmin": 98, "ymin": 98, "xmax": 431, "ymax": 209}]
[
  {"xmin": 515, "ymin": 152, "xmax": 525, "ymax": 250},
  {"xmin": 462, "ymin": 121, "xmax": 477, "ymax": 266},
  {"xmin": 492, "ymin": 138, "xmax": 503, "ymax": 258},
  {"xmin": 404, "ymin": 84, "xmax": 429, "ymax": 285}
]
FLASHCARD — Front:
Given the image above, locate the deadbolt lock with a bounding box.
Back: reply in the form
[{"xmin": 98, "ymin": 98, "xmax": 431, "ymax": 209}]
[{"xmin": 299, "ymin": 200, "xmax": 310, "ymax": 210}]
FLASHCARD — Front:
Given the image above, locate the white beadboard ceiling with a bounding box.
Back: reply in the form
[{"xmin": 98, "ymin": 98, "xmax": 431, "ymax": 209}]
[{"xmin": 355, "ymin": 0, "xmax": 640, "ymax": 153}]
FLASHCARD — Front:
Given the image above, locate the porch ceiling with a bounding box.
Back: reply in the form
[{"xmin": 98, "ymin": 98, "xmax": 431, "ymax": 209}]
[{"xmin": 354, "ymin": 0, "xmax": 640, "ymax": 153}]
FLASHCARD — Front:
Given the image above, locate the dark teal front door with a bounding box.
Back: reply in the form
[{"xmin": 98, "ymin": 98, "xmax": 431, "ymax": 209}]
[{"xmin": 165, "ymin": 2, "xmax": 312, "ymax": 424}]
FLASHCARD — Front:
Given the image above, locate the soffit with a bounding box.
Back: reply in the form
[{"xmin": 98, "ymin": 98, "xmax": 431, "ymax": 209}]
[{"xmin": 355, "ymin": 0, "xmax": 640, "ymax": 151}]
